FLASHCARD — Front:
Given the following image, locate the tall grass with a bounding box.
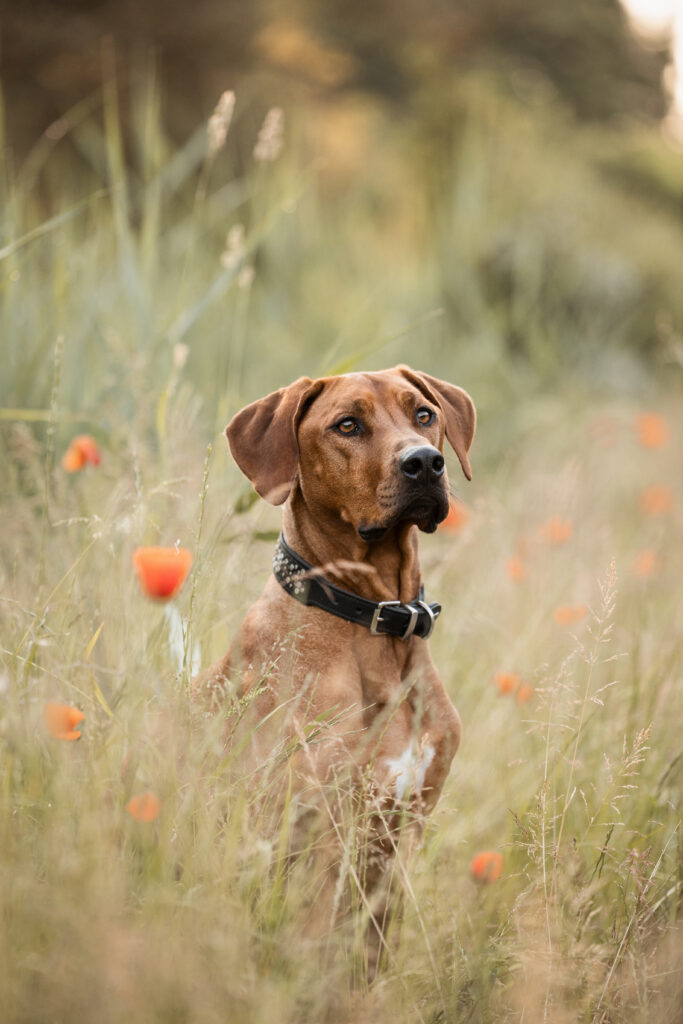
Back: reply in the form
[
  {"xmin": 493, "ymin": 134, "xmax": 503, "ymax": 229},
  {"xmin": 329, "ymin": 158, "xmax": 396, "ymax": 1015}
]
[{"xmin": 0, "ymin": 72, "xmax": 681, "ymax": 1021}]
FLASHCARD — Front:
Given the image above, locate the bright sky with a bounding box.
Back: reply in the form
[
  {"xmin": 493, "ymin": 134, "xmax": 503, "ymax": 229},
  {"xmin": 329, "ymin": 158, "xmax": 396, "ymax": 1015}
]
[{"xmin": 621, "ymin": 0, "xmax": 683, "ymax": 129}]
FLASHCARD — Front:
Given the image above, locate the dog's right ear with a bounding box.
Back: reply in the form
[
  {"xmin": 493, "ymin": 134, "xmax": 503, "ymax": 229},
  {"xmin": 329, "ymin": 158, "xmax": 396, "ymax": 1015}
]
[{"xmin": 225, "ymin": 377, "xmax": 324, "ymax": 505}]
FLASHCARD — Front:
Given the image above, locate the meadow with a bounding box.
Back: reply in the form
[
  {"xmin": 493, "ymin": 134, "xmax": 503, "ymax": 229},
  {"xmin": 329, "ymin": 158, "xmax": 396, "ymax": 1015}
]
[{"xmin": 1, "ymin": 75, "xmax": 682, "ymax": 1022}]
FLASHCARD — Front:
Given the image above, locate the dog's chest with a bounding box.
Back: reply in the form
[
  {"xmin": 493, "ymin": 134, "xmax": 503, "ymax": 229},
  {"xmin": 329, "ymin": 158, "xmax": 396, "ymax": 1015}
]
[
  {"xmin": 354, "ymin": 635, "xmax": 412, "ymax": 704},
  {"xmin": 383, "ymin": 739, "xmax": 436, "ymax": 802}
]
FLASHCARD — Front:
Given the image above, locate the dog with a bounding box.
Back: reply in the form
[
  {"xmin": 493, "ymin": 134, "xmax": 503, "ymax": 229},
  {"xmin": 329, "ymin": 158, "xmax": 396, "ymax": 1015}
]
[{"xmin": 194, "ymin": 364, "xmax": 475, "ymax": 966}]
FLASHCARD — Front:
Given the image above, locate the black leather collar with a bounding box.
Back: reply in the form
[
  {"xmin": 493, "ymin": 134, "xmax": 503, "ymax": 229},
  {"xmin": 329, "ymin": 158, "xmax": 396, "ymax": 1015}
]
[{"xmin": 272, "ymin": 534, "xmax": 441, "ymax": 641}]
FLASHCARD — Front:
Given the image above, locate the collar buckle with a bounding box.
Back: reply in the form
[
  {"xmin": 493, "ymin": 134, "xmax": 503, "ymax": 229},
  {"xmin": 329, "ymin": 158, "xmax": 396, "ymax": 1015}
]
[
  {"xmin": 370, "ymin": 600, "xmax": 402, "ymax": 636},
  {"xmin": 370, "ymin": 600, "xmax": 421, "ymax": 641}
]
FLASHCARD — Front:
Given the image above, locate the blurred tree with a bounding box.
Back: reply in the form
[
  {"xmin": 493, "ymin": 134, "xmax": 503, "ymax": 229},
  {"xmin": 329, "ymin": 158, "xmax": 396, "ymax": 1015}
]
[
  {"xmin": 304, "ymin": 0, "xmax": 669, "ymax": 121},
  {"xmin": 0, "ymin": 0, "xmax": 261, "ymax": 147},
  {"xmin": 0, "ymin": 0, "xmax": 670, "ymax": 152}
]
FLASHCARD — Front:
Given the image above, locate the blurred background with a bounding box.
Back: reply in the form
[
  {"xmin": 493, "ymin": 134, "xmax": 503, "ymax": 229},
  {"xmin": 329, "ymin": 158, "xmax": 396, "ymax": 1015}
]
[
  {"xmin": 2, "ymin": 0, "xmax": 681, "ymax": 138},
  {"xmin": 2, "ymin": 0, "xmax": 682, "ymax": 447}
]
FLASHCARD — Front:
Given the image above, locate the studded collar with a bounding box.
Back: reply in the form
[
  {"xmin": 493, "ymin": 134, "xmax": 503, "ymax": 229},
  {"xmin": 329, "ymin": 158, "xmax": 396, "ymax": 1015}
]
[{"xmin": 272, "ymin": 533, "xmax": 441, "ymax": 641}]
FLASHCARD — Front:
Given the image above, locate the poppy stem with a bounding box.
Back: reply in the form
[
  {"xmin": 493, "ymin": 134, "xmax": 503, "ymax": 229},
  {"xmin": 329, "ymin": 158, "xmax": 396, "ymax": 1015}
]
[
  {"xmin": 165, "ymin": 602, "xmax": 200, "ymax": 681},
  {"xmin": 183, "ymin": 443, "xmax": 212, "ymax": 683}
]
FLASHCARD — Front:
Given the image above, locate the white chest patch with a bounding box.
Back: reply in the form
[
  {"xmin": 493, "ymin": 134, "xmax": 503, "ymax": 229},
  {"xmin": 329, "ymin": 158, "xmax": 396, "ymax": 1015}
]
[{"xmin": 385, "ymin": 741, "xmax": 436, "ymax": 803}]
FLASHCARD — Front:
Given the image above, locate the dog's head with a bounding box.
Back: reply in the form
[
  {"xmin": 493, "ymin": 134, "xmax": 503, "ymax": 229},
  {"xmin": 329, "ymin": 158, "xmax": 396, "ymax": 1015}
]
[{"xmin": 226, "ymin": 365, "xmax": 475, "ymax": 540}]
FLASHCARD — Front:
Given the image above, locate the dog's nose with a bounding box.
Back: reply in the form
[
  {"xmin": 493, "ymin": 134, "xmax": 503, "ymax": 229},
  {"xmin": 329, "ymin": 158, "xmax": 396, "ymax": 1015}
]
[{"xmin": 399, "ymin": 446, "xmax": 445, "ymax": 483}]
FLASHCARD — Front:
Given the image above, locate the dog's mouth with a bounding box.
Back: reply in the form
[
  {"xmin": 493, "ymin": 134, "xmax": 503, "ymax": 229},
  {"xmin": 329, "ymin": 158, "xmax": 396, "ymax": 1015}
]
[
  {"xmin": 358, "ymin": 491, "xmax": 449, "ymax": 542},
  {"xmin": 357, "ymin": 524, "xmax": 389, "ymax": 542},
  {"xmin": 400, "ymin": 492, "xmax": 449, "ymax": 533}
]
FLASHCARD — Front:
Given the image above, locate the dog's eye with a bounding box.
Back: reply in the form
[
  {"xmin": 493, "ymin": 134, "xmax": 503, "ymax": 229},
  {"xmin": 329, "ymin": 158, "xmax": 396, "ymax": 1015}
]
[
  {"xmin": 416, "ymin": 407, "xmax": 435, "ymax": 426},
  {"xmin": 335, "ymin": 417, "xmax": 359, "ymax": 435}
]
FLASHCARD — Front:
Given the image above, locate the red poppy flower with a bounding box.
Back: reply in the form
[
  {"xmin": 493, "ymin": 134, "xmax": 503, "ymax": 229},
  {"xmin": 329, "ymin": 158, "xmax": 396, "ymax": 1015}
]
[
  {"xmin": 440, "ymin": 498, "xmax": 469, "ymax": 533},
  {"xmin": 516, "ymin": 683, "xmax": 534, "ymax": 704},
  {"xmin": 61, "ymin": 435, "xmax": 101, "ymax": 472},
  {"xmin": 538, "ymin": 517, "xmax": 573, "ymax": 545},
  {"xmin": 635, "ymin": 414, "xmax": 669, "ymax": 449},
  {"xmin": 554, "ymin": 605, "xmax": 588, "ymax": 626},
  {"xmin": 495, "ymin": 672, "xmax": 520, "ymax": 696},
  {"xmin": 132, "ymin": 547, "xmax": 193, "ymax": 600},
  {"xmin": 505, "ymin": 556, "xmax": 526, "ymax": 582},
  {"xmin": 640, "ymin": 486, "xmax": 674, "ymax": 517},
  {"xmin": 633, "ymin": 549, "xmax": 659, "ymax": 578},
  {"xmin": 45, "ymin": 702, "xmax": 85, "ymax": 740},
  {"xmin": 125, "ymin": 791, "xmax": 161, "ymax": 822},
  {"xmin": 470, "ymin": 851, "xmax": 503, "ymax": 883}
]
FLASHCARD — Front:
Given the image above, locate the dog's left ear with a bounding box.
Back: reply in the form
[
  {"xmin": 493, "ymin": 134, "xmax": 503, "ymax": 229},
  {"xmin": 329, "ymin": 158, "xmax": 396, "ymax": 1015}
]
[{"xmin": 397, "ymin": 365, "xmax": 476, "ymax": 480}]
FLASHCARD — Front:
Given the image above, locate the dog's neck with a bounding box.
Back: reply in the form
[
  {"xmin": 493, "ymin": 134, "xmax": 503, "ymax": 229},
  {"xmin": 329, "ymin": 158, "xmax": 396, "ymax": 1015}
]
[{"xmin": 282, "ymin": 489, "xmax": 422, "ymax": 605}]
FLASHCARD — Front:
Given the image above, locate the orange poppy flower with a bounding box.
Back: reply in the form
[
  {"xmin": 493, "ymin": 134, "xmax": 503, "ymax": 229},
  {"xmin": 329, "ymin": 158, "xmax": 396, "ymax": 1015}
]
[
  {"xmin": 538, "ymin": 517, "xmax": 573, "ymax": 545},
  {"xmin": 470, "ymin": 851, "xmax": 503, "ymax": 883},
  {"xmin": 516, "ymin": 683, "xmax": 534, "ymax": 703},
  {"xmin": 554, "ymin": 605, "xmax": 588, "ymax": 626},
  {"xmin": 505, "ymin": 556, "xmax": 526, "ymax": 582},
  {"xmin": 440, "ymin": 498, "xmax": 469, "ymax": 533},
  {"xmin": 61, "ymin": 434, "xmax": 101, "ymax": 472},
  {"xmin": 125, "ymin": 791, "xmax": 161, "ymax": 823},
  {"xmin": 495, "ymin": 672, "xmax": 520, "ymax": 695},
  {"xmin": 132, "ymin": 547, "xmax": 193, "ymax": 600},
  {"xmin": 640, "ymin": 486, "xmax": 674, "ymax": 517},
  {"xmin": 44, "ymin": 702, "xmax": 85, "ymax": 740},
  {"xmin": 633, "ymin": 549, "xmax": 659, "ymax": 578},
  {"xmin": 635, "ymin": 413, "xmax": 670, "ymax": 450},
  {"xmin": 633, "ymin": 549, "xmax": 657, "ymax": 577}
]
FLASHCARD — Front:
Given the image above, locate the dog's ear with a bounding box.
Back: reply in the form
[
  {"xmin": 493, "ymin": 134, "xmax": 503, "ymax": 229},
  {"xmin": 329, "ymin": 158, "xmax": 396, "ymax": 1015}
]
[
  {"xmin": 397, "ymin": 365, "xmax": 476, "ymax": 480},
  {"xmin": 225, "ymin": 377, "xmax": 324, "ymax": 505}
]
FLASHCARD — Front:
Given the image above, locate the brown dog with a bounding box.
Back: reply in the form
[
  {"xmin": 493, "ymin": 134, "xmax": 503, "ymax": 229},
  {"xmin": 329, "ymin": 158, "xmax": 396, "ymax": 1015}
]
[{"xmin": 195, "ymin": 364, "xmax": 475, "ymax": 962}]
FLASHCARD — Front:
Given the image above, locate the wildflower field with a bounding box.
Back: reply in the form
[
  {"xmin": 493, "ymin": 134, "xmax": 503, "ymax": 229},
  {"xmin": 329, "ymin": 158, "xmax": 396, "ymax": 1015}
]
[{"xmin": 1, "ymin": 73, "xmax": 682, "ymax": 1023}]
